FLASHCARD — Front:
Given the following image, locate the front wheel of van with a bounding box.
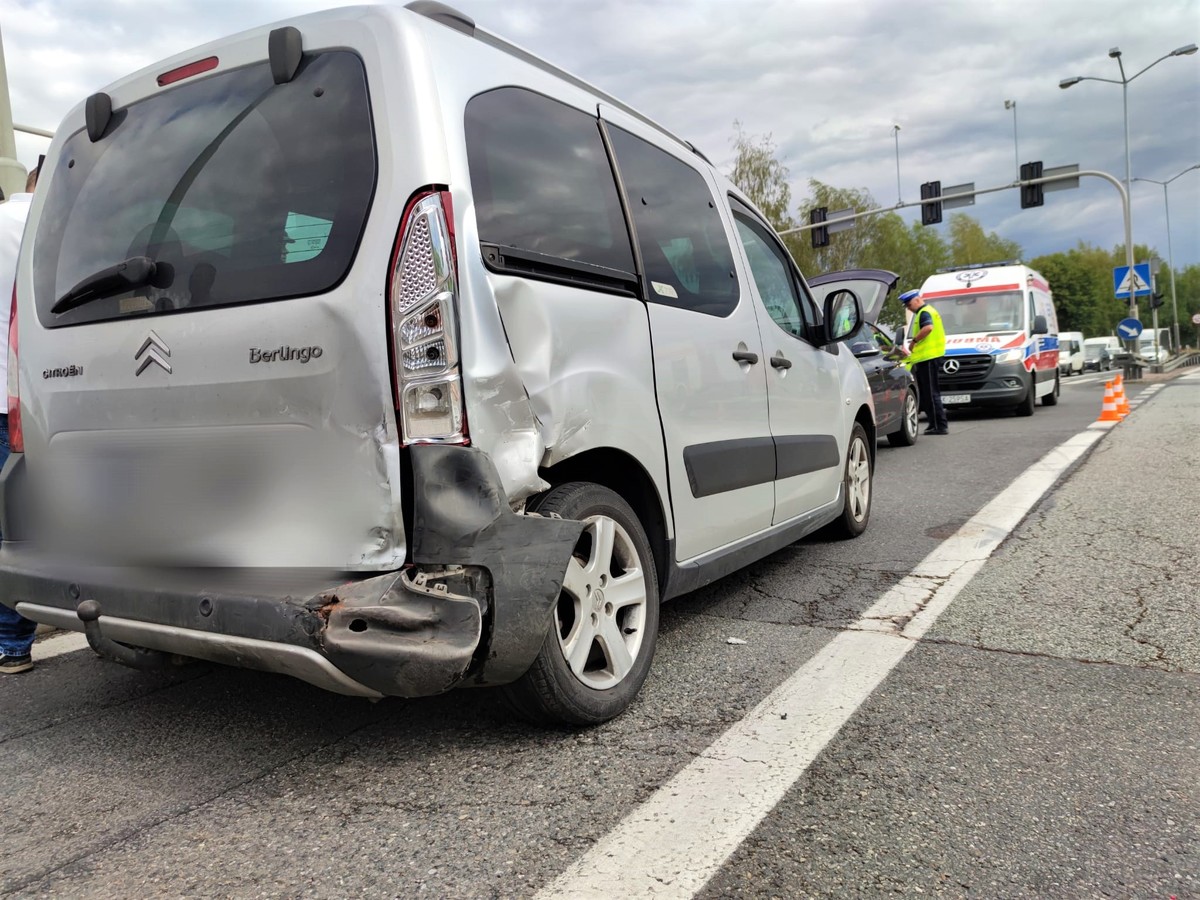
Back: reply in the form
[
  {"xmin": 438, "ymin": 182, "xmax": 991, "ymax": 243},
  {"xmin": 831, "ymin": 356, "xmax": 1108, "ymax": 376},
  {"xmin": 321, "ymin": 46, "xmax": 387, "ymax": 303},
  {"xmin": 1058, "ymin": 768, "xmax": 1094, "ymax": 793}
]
[
  {"xmin": 502, "ymin": 483, "xmax": 659, "ymax": 727},
  {"xmin": 826, "ymin": 422, "xmax": 873, "ymax": 539},
  {"xmin": 1041, "ymin": 372, "xmax": 1060, "ymax": 406},
  {"xmin": 1015, "ymin": 375, "xmax": 1036, "ymax": 417}
]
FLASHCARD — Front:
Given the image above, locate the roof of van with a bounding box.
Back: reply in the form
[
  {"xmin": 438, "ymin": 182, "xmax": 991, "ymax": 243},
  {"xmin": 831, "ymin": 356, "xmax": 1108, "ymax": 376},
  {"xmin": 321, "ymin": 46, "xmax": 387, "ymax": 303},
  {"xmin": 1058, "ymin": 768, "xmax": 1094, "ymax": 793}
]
[
  {"xmin": 405, "ymin": 2, "xmax": 712, "ymax": 165},
  {"xmin": 919, "ymin": 262, "xmax": 1050, "ymax": 296},
  {"xmin": 58, "ymin": 2, "xmax": 710, "ymax": 166}
]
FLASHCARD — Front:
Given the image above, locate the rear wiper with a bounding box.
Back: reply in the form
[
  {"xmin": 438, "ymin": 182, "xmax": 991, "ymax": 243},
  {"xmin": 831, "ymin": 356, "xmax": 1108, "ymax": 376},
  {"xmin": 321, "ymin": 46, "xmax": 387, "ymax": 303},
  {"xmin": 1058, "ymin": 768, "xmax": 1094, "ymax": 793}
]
[{"xmin": 51, "ymin": 256, "xmax": 161, "ymax": 314}]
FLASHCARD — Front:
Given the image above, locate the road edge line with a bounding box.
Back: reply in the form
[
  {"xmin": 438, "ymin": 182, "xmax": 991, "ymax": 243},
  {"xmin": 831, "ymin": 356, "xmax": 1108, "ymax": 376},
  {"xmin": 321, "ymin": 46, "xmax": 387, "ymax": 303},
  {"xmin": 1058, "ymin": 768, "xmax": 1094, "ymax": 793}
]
[{"xmin": 536, "ymin": 427, "xmax": 1109, "ymax": 900}]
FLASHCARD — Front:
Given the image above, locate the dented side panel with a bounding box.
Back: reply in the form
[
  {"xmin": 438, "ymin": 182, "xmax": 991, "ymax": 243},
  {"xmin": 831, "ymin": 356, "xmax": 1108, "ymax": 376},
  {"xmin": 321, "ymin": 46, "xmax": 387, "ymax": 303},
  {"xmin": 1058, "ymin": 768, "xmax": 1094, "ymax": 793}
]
[{"xmin": 486, "ymin": 277, "xmax": 669, "ymax": 477}]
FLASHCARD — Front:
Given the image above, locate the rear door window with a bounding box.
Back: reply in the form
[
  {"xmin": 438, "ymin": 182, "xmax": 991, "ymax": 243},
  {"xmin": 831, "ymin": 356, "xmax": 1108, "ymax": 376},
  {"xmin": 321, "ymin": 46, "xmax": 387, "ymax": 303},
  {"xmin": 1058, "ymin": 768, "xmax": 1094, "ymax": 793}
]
[
  {"xmin": 606, "ymin": 126, "xmax": 739, "ymax": 317},
  {"xmin": 465, "ymin": 88, "xmax": 635, "ymax": 287},
  {"xmin": 35, "ymin": 50, "xmax": 376, "ymax": 328}
]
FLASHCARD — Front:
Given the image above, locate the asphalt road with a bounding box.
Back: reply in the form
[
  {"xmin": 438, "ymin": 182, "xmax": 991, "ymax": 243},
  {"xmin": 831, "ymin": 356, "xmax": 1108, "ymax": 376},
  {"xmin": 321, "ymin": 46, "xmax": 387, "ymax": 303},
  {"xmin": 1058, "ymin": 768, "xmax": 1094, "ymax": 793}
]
[{"xmin": 1, "ymin": 369, "xmax": 1194, "ymax": 899}]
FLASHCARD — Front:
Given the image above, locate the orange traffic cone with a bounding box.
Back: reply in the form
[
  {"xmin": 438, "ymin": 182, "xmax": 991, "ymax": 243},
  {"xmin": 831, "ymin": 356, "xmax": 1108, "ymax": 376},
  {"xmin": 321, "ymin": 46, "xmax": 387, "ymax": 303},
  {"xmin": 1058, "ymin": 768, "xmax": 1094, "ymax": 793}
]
[
  {"xmin": 1112, "ymin": 377, "xmax": 1130, "ymax": 417},
  {"xmin": 1097, "ymin": 381, "xmax": 1122, "ymax": 423}
]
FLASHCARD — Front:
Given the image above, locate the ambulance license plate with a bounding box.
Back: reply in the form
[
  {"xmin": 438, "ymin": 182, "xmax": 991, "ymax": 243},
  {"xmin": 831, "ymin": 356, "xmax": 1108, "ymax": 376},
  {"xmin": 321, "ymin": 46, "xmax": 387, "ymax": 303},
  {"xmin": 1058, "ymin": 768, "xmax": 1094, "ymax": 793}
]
[{"xmin": 942, "ymin": 394, "xmax": 970, "ymax": 404}]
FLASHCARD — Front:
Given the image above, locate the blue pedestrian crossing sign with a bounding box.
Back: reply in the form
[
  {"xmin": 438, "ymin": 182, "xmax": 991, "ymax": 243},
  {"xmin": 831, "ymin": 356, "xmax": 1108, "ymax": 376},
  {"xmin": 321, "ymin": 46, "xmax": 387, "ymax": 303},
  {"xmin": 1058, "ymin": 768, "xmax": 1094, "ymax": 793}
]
[
  {"xmin": 1113, "ymin": 263, "xmax": 1152, "ymax": 299},
  {"xmin": 1117, "ymin": 317, "xmax": 1143, "ymax": 339}
]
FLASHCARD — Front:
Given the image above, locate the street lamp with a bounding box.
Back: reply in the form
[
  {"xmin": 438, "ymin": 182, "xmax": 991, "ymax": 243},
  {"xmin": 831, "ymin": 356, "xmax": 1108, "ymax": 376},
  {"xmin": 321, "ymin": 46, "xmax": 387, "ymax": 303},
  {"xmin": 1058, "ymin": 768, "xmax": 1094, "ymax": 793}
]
[
  {"xmin": 1060, "ymin": 43, "xmax": 1198, "ymax": 248},
  {"xmin": 1133, "ymin": 164, "xmax": 1200, "ymax": 351},
  {"xmin": 1003, "ymin": 100, "xmax": 1019, "ymax": 181},
  {"xmin": 892, "ymin": 124, "xmax": 902, "ymax": 205}
]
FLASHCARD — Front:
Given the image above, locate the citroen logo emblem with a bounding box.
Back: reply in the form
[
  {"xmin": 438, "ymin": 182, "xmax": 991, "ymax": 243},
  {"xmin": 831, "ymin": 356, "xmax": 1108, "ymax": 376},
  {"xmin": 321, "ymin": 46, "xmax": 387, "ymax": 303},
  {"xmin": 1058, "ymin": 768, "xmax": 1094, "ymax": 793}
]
[
  {"xmin": 942, "ymin": 358, "xmax": 960, "ymax": 375},
  {"xmin": 135, "ymin": 330, "xmax": 172, "ymax": 376}
]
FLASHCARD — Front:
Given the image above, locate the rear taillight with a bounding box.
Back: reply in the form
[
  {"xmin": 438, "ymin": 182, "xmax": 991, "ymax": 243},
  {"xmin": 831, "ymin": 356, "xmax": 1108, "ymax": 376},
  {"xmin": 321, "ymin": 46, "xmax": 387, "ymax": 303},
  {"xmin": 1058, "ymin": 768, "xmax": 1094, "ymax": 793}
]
[
  {"xmin": 7, "ymin": 284, "xmax": 22, "ymax": 453},
  {"xmin": 387, "ymin": 189, "xmax": 467, "ymax": 445}
]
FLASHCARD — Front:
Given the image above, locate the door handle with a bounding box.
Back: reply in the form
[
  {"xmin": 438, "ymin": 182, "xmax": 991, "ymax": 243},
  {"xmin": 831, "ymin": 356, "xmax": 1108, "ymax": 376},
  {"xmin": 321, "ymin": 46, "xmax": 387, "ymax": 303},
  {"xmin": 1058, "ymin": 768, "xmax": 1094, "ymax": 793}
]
[
  {"xmin": 770, "ymin": 355, "xmax": 793, "ymax": 369},
  {"xmin": 732, "ymin": 350, "xmax": 759, "ymax": 364}
]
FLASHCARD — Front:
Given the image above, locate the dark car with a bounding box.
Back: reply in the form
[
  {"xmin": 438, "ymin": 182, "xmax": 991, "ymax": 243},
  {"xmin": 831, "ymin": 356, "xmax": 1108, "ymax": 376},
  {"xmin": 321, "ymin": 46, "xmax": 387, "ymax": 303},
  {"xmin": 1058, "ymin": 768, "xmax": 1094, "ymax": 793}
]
[
  {"xmin": 1083, "ymin": 343, "xmax": 1112, "ymax": 372},
  {"xmin": 809, "ymin": 269, "xmax": 919, "ymax": 447}
]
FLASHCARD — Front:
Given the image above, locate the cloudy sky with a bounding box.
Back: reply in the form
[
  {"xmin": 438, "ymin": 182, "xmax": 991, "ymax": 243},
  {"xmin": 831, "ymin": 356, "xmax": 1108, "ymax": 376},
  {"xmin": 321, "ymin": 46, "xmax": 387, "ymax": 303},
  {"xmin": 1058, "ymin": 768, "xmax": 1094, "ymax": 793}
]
[{"xmin": 4, "ymin": 0, "xmax": 1198, "ymax": 274}]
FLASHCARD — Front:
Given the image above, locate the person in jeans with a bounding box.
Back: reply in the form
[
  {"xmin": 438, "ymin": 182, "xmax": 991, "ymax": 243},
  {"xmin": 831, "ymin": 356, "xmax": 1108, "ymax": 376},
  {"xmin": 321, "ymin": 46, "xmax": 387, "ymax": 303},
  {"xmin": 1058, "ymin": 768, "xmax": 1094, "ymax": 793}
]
[
  {"xmin": 0, "ymin": 165, "xmax": 38, "ymax": 673},
  {"xmin": 896, "ymin": 288, "xmax": 949, "ymax": 436}
]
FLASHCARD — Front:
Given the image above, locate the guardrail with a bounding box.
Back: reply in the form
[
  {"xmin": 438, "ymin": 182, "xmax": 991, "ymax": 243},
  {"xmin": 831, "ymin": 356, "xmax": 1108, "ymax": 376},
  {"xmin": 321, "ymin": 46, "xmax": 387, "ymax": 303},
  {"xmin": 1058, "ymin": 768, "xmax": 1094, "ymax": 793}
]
[{"xmin": 1151, "ymin": 351, "xmax": 1200, "ymax": 374}]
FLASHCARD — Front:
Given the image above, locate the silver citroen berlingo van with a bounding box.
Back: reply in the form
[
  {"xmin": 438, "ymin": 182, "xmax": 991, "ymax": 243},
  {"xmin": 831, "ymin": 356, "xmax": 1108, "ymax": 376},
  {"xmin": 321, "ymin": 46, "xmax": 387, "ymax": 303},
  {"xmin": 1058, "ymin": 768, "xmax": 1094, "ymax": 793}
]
[{"xmin": 1, "ymin": 1, "xmax": 874, "ymax": 724}]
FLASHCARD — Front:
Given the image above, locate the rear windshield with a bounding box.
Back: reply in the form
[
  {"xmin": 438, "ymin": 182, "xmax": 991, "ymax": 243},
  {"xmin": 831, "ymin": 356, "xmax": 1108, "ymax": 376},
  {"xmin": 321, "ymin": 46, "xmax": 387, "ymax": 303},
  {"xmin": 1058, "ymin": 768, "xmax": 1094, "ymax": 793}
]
[
  {"xmin": 926, "ymin": 291, "xmax": 1024, "ymax": 335},
  {"xmin": 35, "ymin": 51, "xmax": 375, "ymax": 328}
]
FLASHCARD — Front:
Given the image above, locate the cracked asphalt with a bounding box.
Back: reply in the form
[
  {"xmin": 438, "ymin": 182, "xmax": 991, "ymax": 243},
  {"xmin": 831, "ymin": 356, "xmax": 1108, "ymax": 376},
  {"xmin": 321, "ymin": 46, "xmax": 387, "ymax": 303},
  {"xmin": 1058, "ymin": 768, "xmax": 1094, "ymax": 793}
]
[{"xmin": 1, "ymin": 371, "xmax": 1196, "ymax": 898}]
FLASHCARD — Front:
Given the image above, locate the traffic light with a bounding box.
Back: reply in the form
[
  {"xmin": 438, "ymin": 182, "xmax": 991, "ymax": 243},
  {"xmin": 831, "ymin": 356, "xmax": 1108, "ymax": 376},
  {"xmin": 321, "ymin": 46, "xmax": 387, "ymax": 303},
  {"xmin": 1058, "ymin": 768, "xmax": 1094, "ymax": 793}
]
[
  {"xmin": 1150, "ymin": 292, "xmax": 1165, "ymax": 309},
  {"xmin": 920, "ymin": 181, "xmax": 942, "ymax": 225},
  {"xmin": 810, "ymin": 207, "xmax": 829, "ymax": 248},
  {"xmin": 1020, "ymin": 161, "xmax": 1044, "ymax": 209}
]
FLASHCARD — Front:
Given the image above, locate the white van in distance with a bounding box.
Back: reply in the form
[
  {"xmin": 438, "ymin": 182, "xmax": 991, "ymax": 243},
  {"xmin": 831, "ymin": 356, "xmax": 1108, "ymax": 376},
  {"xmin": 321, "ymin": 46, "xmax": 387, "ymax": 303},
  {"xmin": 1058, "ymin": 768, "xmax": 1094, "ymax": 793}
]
[
  {"xmin": 0, "ymin": 2, "xmax": 875, "ymax": 724},
  {"xmin": 1057, "ymin": 331, "xmax": 1085, "ymax": 376}
]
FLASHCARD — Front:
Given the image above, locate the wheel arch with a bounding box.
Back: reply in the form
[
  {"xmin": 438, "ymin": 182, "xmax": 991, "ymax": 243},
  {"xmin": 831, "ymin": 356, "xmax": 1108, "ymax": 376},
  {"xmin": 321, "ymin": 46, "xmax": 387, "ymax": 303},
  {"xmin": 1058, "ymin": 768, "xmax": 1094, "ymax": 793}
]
[{"xmin": 539, "ymin": 448, "xmax": 671, "ymax": 596}]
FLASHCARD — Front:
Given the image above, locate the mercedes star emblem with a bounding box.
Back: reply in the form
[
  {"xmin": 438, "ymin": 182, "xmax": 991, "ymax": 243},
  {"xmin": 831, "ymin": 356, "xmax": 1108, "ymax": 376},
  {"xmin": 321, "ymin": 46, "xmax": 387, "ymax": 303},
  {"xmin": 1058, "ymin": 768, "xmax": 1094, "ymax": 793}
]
[{"xmin": 942, "ymin": 358, "xmax": 961, "ymax": 375}]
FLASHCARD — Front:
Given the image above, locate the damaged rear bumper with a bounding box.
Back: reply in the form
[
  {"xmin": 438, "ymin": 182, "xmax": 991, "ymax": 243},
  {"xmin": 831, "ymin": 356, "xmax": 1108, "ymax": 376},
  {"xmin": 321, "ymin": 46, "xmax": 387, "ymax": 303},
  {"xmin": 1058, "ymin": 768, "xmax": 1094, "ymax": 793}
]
[
  {"xmin": 0, "ymin": 444, "xmax": 584, "ymax": 697},
  {"xmin": 5, "ymin": 561, "xmax": 482, "ymax": 697}
]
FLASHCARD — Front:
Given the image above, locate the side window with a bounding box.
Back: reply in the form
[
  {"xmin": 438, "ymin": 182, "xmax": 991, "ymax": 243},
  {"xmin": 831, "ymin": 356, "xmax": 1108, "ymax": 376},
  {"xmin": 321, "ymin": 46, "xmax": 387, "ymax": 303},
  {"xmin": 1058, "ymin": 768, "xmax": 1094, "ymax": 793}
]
[
  {"xmin": 847, "ymin": 321, "xmax": 876, "ymax": 355},
  {"xmin": 1028, "ymin": 293, "xmax": 1037, "ymax": 332},
  {"xmin": 730, "ymin": 211, "xmax": 807, "ymax": 339},
  {"xmin": 465, "ymin": 88, "xmax": 634, "ymax": 277},
  {"xmin": 606, "ymin": 126, "xmax": 739, "ymax": 316}
]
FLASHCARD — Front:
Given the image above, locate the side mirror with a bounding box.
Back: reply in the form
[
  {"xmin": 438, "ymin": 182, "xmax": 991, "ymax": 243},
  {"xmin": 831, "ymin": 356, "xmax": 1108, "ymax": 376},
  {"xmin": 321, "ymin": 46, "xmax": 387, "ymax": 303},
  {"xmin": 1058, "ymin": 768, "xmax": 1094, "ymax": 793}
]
[
  {"xmin": 850, "ymin": 341, "xmax": 880, "ymax": 358},
  {"xmin": 1031, "ymin": 314, "xmax": 1049, "ymax": 335},
  {"xmin": 823, "ymin": 288, "xmax": 862, "ymax": 343}
]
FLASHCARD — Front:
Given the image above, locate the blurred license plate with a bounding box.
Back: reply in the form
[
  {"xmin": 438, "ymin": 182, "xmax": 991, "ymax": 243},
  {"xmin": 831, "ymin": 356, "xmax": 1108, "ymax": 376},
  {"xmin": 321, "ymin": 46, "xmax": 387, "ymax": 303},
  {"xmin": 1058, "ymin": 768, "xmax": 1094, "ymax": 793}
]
[{"xmin": 942, "ymin": 393, "xmax": 970, "ymax": 404}]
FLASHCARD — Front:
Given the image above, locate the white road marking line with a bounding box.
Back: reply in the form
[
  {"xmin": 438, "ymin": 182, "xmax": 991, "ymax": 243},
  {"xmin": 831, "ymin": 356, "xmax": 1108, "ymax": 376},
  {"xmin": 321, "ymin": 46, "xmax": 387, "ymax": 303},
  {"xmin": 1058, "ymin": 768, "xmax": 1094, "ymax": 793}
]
[
  {"xmin": 33, "ymin": 630, "xmax": 90, "ymax": 661},
  {"xmin": 537, "ymin": 428, "xmax": 1107, "ymax": 900}
]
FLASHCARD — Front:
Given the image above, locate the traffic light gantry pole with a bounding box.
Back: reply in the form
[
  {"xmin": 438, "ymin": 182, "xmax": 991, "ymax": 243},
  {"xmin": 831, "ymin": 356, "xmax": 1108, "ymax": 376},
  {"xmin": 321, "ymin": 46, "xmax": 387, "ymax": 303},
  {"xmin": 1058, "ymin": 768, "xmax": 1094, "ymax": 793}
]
[{"xmin": 778, "ymin": 169, "xmax": 1136, "ymax": 316}]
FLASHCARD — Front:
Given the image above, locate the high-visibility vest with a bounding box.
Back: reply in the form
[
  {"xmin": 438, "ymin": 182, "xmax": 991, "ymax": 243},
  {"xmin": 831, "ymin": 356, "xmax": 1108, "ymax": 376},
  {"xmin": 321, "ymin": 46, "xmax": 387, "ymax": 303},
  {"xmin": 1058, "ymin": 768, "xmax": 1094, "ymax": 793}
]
[{"xmin": 907, "ymin": 303, "xmax": 946, "ymax": 366}]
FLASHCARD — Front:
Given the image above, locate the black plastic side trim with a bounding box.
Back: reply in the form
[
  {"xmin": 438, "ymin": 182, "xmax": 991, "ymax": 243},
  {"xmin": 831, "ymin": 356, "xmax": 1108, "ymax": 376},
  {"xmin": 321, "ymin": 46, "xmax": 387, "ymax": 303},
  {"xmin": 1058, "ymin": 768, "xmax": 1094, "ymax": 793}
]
[
  {"xmin": 774, "ymin": 434, "xmax": 840, "ymax": 479},
  {"xmin": 683, "ymin": 437, "xmax": 775, "ymax": 498},
  {"xmin": 85, "ymin": 92, "xmax": 112, "ymax": 142},
  {"xmin": 269, "ymin": 26, "xmax": 303, "ymax": 84},
  {"xmin": 405, "ymin": 0, "xmax": 476, "ymax": 35}
]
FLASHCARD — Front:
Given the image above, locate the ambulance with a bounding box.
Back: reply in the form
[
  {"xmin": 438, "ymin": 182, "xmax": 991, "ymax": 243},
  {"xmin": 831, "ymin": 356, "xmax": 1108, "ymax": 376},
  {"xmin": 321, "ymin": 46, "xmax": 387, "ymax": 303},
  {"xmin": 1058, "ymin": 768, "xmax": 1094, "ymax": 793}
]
[{"xmin": 914, "ymin": 261, "xmax": 1060, "ymax": 416}]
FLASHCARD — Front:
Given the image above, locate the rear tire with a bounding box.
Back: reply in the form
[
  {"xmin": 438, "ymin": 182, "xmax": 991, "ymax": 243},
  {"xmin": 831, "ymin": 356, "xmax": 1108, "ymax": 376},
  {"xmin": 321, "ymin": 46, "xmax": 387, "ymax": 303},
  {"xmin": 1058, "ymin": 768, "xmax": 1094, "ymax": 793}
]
[
  {"xmin": 1041, "ymin": 371, "xmax": 1060, "ymax": 406},
  {"xmin": 502, "ymin": 482, "xmax": 659, "ymax": 726},
  {"xmin": 887, "ymin": 388, "xmax": 920, "ymax": 447},
  {"xmin": 1015, "ymin": 374, "xmax": 1036, "ymax": 417},
  {"xmin": 826, "ymin": 423, "xmax": 872, "ymax": 538}
]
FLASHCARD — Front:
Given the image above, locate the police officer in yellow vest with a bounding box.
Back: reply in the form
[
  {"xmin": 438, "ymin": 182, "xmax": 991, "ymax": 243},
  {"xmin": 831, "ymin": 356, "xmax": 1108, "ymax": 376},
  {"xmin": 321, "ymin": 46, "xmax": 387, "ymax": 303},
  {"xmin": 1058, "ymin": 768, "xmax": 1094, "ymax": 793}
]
[{"xmin": 896, "ymin": 289, "xmax": 948, "ymax": 435}]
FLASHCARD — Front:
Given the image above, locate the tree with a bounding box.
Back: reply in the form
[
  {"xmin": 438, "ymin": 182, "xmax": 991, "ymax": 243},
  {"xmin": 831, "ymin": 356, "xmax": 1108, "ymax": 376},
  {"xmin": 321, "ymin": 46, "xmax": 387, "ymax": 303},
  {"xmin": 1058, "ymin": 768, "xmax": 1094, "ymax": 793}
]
[
  {"xmin": 1029, "ymin": 248, "xmax": 1110, "ymax": 336},
  {"xmin": 1172, "ymin": 263, "xmax": 1200, "ymax": 348},
  {"xmin": 861, "ymin": 216, "xmax": 952, "ymax": 329},
  {"xmin": 728, "ymin": 124, "xmax": 794, "ymax": 232},
  {"xmin": 788, "ymin": 180, "xmax": 881, "ymax": 275},
  {"xmin": 946, "ymin": 215, "xmax": 1021, "ymax": 266}
]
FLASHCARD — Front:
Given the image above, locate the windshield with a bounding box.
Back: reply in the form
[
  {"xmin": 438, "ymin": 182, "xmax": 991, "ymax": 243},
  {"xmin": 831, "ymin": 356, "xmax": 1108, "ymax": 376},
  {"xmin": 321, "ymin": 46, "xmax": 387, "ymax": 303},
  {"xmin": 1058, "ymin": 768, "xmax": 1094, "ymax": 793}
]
[
  {"xmin": 35, "ymin": 51, "xmax": 376, "ymax": 328},
  {"xmin": 1085, "ymin": 345, "xmax": 1105, "ymax": 359},
  {"xmin": 925, "ymin": 291, "xmax": 1024, "ymax": 336}
]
